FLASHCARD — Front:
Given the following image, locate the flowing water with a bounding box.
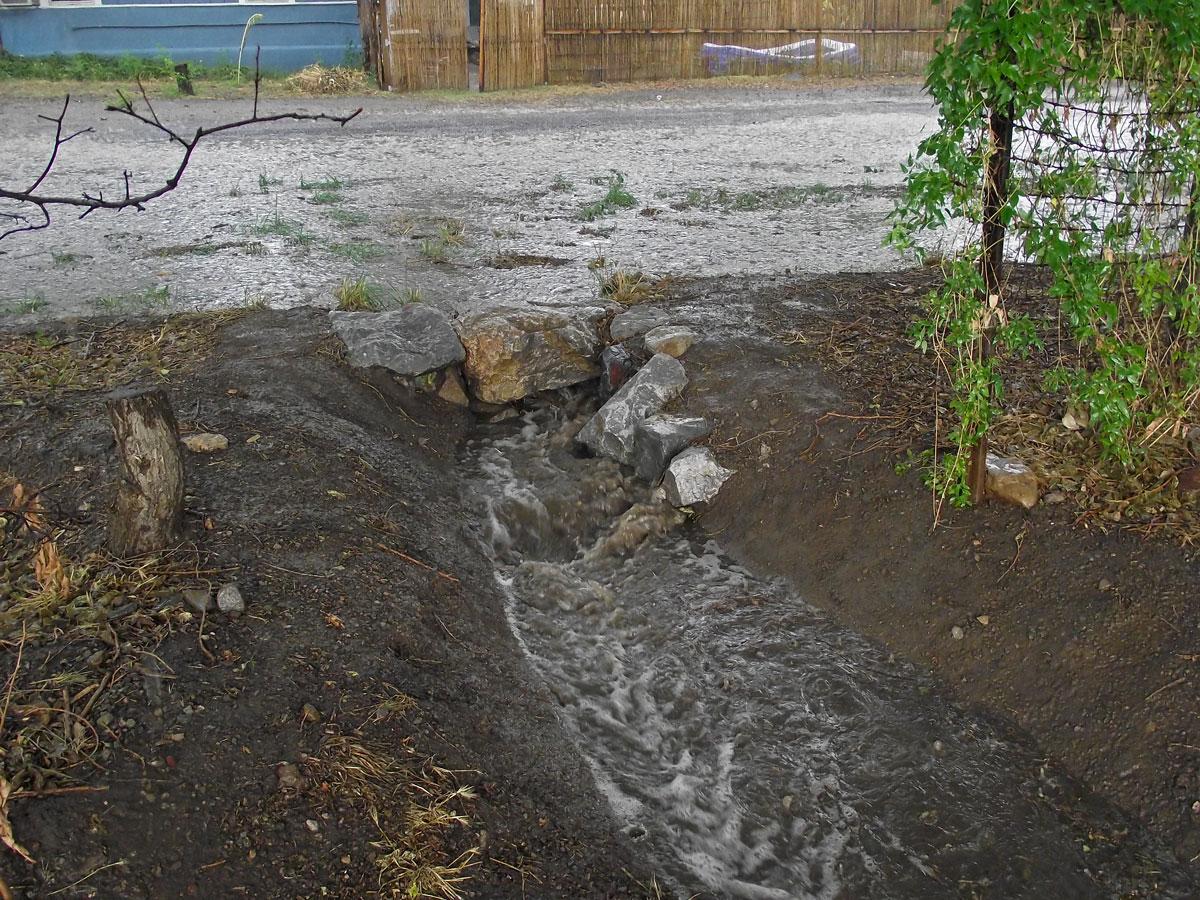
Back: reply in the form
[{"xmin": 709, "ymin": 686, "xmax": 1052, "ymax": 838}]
[{"xmin": 466, "ymin": 393, "xmax": 1193, "ymax": 900}]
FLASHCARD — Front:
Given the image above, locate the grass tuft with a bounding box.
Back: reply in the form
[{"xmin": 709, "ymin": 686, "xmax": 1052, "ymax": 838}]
[
  {"xmin": 251, "ymin": 212, "xmax": 314, "ymax": 247},
  {"xmin": 1, "ymin": 297, "xmax": 49, "ymax": 316},
  {"xmin": 578, "ymin": 172, "xmax": 637, "ymax": 222},
  {"xmin": 330, "ymin": 241, "xmax": 385, "ymax": 263},
  {"xmin": 419, "ymin": 239, "xmax": 450, "ymax": 264},
  {"xmin": 300, "ymin": 175, "xmax": 346, "ymax": 192},
  {"xmin": 671, "ymin": 183, "xmax": 845, "ymax": 212},
  {"xmin": 326, "ymin": 208, "xmax": 369, "ymax": 228},
  {"xmin": 335, "ymin": 277, "xmax": 385, "ymax": 311},
  {"xmin": 598, "ymin": 268, "xmax": 665, "ymax": 307},
  {"xmin": 437, "ymin": 219, "xmax": 465, "ymax": 247}
]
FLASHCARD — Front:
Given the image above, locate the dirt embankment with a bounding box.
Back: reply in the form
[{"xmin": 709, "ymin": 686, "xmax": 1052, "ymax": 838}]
[
  {"xmin": 670, "ymin": 270, "xmax": 1200, "ymax": 872},
  {"xmin": 0, "ymin": 309, "xmax": 656, "ymax": 898}
]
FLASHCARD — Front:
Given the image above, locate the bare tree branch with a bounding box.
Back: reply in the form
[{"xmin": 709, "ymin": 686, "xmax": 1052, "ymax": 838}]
[{"xmin": 0, "ymin": 54, "xmax": 362, "ymax": 241}]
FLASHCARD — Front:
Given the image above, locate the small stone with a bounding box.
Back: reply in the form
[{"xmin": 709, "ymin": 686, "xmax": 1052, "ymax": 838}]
[
  {"xmin": 182, "ymin": 587, "xmax": 214, "ymax": 614},
  {"xmin": 1177, "ymin": 466, "xmax": 1200, "ymax": 495},
  {"xmin": 976, "ymin": 615, "xmax": 990, "ymax": 626},
  {"xmin": 933, "ymin": 740, "xmax": 945, "ymax": 754},
  {"xmin": 600, "ymin": 343, "xmax": 639, "ymax": 397},
  {"xmin": 985, "ymin": 453, "xmax": 1040, "ymax": 509},
  {"xmin": 182, "ymin": 433, "xmax": 229, "ymax": 453},
  {"xmin": 216, "ymin": 583, "xmax": 245, "ymax": 615},
  {"xmin": 1098, "ymin": 578, "xmax": 1112, "ymax": 592},
  {"xmin": 299, "ymin": 703, "xmax": 322, "ymax": 724},
  {"xmin": 435, "ymin": 367, "xmax": 470, "ymax": 408},
  {"xmin": 305, "ymin": 819, "xmax": 320, "ymax": 833},
  {"xmin": 643, "ymin": 325, "xmax": 697, "ymax": 358},
  {"xmin": 610, "ymin": 305, "xmax": 670, "ymax": 342},
  {"xmin": 1043, "ymin": 490, "xmax": 1067, "ymax": 505},
  {"xmin": 276, "ymin": 762, "xmax": 304, "ymax": 792},
  {"xmin": 485, "ymin": 406, "xmax": 520, "ymax": 424},
  {"xmin": 1187, "ymin": 427, "xmax": 1200, "ymax": 460},
  {"xmin": 1061, "ymin": 404, "xmax": 1090, "ymax": 431},
  {"xmin": 950, "ymin": 626, "xmax": 965, "ymax": 641},
  {"xmin": 662, "ymin": 446, "xmax": 734, "ymax": 507}
]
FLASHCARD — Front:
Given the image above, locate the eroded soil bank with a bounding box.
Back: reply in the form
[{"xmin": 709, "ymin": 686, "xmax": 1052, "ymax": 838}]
[{"xmin": 0, "ymin": 310, "xmax": 656, "ymax": 898}]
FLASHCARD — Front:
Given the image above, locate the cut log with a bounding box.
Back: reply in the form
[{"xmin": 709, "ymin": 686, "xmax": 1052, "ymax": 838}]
[{"xmin": 107, "ymin": 387, "xmax": 185, "ymax": 557}]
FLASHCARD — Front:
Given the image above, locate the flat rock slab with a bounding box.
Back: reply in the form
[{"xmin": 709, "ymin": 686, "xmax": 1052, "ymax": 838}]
[
  {"xmin": 986, "ymin": 453, "xmax": 1040, "ymax": 509},
  {"xmin": 577, "ymin": 353, "xmax": 687, "ymax": 466},
  {"xmin": 330, "ymin": 306, "xmax": 465, "ymax": 377},
  {"xmin": 644, "ymin": 325, "xmax": 697, "ymax": 358},
  {"xmin": 633, "ymin": 414, "xmax": 712, "ymax": 482},
  {"xmin": 664, "ymin": 446, "xmax": 733, "ymax": 507},
  {"xmin": 610, "ymin": 305, "xmax": 671, "ymax": 342},
  {"xmin": 182, "ymin": 433, "xmax": 228, "ymax": 453},
  {"xmin": 458, "ymin": 305, "xmax": 604, "ymax": 404}
]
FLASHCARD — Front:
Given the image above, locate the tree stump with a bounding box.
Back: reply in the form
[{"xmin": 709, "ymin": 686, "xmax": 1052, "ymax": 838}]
[
  {"xmin": 174, "ymin": 63, "xmax": 195, "ymax": 96},
  {"xmin": 107, "ymin": 387, "xmax": 185, "ymax": 557}
]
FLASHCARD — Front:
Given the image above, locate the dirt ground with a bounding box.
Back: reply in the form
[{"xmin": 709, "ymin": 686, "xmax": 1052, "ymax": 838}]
[
  {"xmin": 1, "ymin": 272, "xmax": 1199, "ymax": 895},
  {"xmin": 667, "ymin": 269, "xmax": 1200, "ymax": 874},
  {"xmin": 0, "ymin": 310, "xmax": 657, "ymax": 898}
]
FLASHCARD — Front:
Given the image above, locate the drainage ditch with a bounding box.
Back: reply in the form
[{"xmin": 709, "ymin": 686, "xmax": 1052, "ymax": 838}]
[{"xmin": 464, "ymin": 389, "xmax": 1193, "ymax": 899}]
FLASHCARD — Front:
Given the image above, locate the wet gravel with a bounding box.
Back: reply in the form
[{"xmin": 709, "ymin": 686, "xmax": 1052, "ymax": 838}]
[{"xmin": 0, "ymin": 81, "xmax": 935, "ymax": 323}]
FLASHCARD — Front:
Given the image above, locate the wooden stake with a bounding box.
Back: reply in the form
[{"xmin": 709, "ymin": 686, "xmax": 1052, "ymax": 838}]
[{"xmin": 107, "ymin": 387, "xmax": 185, "ymax": 557}]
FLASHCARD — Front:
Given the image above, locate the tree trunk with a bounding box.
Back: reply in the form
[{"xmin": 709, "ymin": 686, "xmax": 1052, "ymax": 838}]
[
  {"xmin": 357, "ymin": 0, "xmax": 382, "ymax": 86},
  {"xmin": 969, "ymin": 97, "xmax": 1015, "ymax": 504},
  {"xmin": 107, "ymin": 388, "xmax": 185, "ymax": 557}
]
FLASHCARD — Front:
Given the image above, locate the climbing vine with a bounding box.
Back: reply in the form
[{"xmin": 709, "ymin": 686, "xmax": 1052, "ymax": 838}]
[{"xmin": 889, "ymin": 0, "xmax": 1200, "ymax": 505}]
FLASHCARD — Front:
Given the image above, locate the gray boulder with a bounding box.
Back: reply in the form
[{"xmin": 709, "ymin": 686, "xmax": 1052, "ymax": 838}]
[
  {"xmin": 330, "ymin": 305, "xmax": 465, "ymax": 377},
  {"xmin": 632, "ymin": 415, "xmax": 712, "ymax": 482},
  {"xmin": 610, "ymin": 305, "xmax": 671, "ymax": 342},
  {"xmin": 577, "ymin": 353, "xmax": 687, "ymax": 465},
  {"xmin": 663, "ymin": 447, "xmax": 733, "ymax": 507},
  {"xmin": 457, "ymin": 305, "xmax": 605, "ymax": 404}
]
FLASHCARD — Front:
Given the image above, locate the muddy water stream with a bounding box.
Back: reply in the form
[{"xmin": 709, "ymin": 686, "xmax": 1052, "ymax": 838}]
[{"xmin": 466, "ymin": 394, "xmax": 1192, "ymax": 899}]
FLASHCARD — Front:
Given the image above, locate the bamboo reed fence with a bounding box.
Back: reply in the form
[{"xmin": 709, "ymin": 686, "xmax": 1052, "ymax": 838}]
[
  {"xmin": 377, "ymin": 0, "xmax": 469, "ymax": 91},
  {"xmin": 372, "ymin": 0, "xmax": 959, "ymax": 92},
  {"xmin": 481, "ymin": 0, "xmax": 546, "ymax": 90},
  {"xmin": 537, "ymin": 0, "xmax": 959, "ymax": 86}
]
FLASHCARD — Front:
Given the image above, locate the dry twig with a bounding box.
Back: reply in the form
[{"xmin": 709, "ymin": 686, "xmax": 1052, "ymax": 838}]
[{"xmin": 0, "ymin": 52, "xmax": 361, "ymax": 240}]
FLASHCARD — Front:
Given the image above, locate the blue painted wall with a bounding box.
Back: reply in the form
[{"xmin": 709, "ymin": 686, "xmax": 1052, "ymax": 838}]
[{"xmin": 0, "ymin": 4, "xmax": 361, "ymax": 73}]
